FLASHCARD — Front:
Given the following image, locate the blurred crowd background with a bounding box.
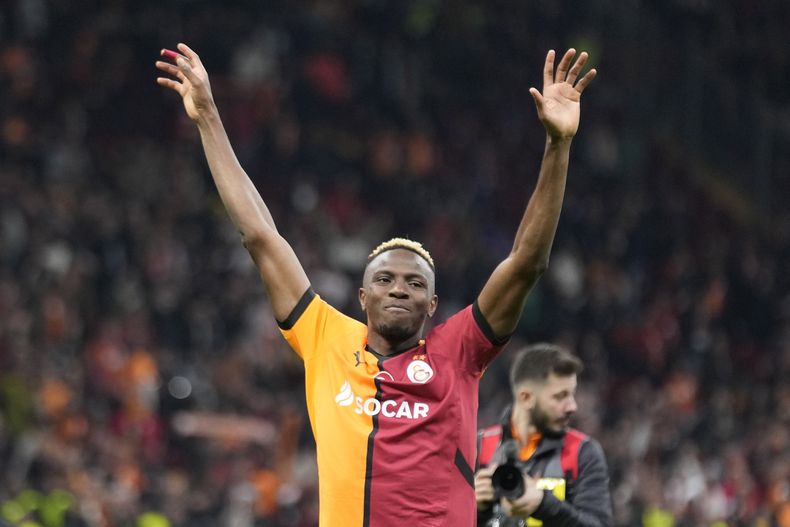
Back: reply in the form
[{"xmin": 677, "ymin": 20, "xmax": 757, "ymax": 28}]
[{"xmin": 1, "ymin": 0, "xmax": 789, "ymax": 526}]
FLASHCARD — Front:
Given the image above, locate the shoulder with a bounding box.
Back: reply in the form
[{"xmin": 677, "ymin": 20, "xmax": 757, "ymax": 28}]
[
  {"xmin": 575, "ymin": 433, "xmax": 608, "ymax": 467},
  {"xmin": 279, "ymin": 289, "xmax": 366, "ymax": 352},
  {"xmin": 427, "ymin": 303, "xmax": 505, "ymax": 346},
  {"xmin": 565, "ymin": 428, "xmax": 589, "ymax": 445}
]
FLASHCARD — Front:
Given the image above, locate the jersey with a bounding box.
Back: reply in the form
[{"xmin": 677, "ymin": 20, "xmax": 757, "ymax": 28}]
[{"xmin": 279, "ymin": 289, "xmax": 507, "ymax": 527}]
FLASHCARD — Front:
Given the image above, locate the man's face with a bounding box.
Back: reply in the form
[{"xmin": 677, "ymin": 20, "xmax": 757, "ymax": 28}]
[
  {"xmin": 359, "ymin": 249, "xmax": 438, "ymax": 344},
  {"xmin": 529, "ymin": 373, "xmax": 578, "ymax": 436}
]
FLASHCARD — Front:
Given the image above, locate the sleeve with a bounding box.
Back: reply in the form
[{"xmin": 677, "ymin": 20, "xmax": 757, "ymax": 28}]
[
  {"xmin": 429, "ymin": 303, "xmax": 509, "ymax": 376},
  {"xmin": 278, "ymin": 288, "xmax": 358, "ymax": 362},
  {"xmin": 530, "ymin": 439, "xmax": 613, "ymax": 527}
]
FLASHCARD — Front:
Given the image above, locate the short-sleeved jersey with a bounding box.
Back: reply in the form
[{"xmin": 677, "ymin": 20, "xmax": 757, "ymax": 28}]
[{"xmin": 279, "ymin": 289, "xmax": 507, "ymax": 527}]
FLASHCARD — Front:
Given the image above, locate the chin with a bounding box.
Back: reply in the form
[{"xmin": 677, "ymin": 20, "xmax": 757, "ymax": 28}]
[
  {"xmin": 541, "ymin": 424, "xmax": 568, "ymax": 438},
  {"xmin": 376, "ymin": 322, "xmax": 417, "ymax": 342}
]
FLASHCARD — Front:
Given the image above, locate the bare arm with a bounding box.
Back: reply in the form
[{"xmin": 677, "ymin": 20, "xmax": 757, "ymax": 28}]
[
  {"xmin": 477, "ymin": 49, "xmax": 596, "ymax": 338},
  {"xmin": 156, "ymin": 43, "xmax": 309, "ymax": 321}
]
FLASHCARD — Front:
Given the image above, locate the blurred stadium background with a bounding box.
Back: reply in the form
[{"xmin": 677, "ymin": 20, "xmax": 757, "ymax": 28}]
[{"xmin": 1, "ymin": 0, "xmax": 788, "ymax": 526}]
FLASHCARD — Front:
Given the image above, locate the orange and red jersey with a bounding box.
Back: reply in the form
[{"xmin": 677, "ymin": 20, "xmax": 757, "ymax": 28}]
[{"xmin": 279, "ymin": 289, "xmax": 507, "ymax": 527}]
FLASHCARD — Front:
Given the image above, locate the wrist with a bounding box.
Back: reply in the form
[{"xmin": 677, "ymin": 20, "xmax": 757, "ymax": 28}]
[
  {"xmin": 195, "ymin": 103, "xmax": 221, "ymax": 129},
  {"xmin": 546, "ymin": 134, "xmax": 573, "ymax": 148}
]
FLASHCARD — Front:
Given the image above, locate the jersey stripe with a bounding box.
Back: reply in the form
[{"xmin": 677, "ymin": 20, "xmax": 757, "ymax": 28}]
[
  {"xmin": 363, "ymin": 358, "xmax": 384, "ymax": 527},
  {"xmin": 454, "ymin": 448, "xmax": 475, "ymax": 488}
]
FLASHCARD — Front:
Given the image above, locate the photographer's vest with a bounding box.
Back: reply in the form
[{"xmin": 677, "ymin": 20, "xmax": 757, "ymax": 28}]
[{"xmin": 477, "ymin": 425, "xmax": 588, "ymax": 527}]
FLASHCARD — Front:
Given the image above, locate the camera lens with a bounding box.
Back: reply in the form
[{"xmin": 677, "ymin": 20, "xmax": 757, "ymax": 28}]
[{"xmin": 491, "ymin": 463, "xmax": 525, "ymax": 500}]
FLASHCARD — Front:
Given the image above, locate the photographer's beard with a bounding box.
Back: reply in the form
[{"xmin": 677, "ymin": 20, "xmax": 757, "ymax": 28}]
[{"xmin": 530, "ymin": 402, "xmax": 570, "ymax": 438}]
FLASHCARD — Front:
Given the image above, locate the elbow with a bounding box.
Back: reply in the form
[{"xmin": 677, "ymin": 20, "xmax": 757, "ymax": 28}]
[
  {"xmin": 522, "ymin": 262, "xmax": 548, "ymax": 284},
  {"xmin": 532, "ymin": 258, "xmax": 549, "ymax": 277},
  {"xmin": 511, "ymin": 252, "xmax": 549, "ymax": 282},
  {"xmin": 240, "ymin": 228, "xmax": 277, "ymax": 252}
]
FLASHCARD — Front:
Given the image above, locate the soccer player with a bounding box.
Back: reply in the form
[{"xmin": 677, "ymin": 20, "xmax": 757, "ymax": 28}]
[{"xmin": 156, "ymin": 44, "xmax": 596, "ymax": 526}]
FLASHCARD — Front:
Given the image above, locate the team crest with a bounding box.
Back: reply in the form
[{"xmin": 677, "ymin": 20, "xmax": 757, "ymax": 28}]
[{"xmin": 406, "ymin": 360, "xmax": 434, "ymax": 384}]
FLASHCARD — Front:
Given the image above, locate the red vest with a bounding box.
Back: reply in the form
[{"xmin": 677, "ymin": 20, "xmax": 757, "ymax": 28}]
[{"xmin": 477, "ymin": 425, "xmax": 587, "ymax": 480}]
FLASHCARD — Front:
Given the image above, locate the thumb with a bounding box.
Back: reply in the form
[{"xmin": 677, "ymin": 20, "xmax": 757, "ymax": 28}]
[{"xmin": 529, "ymin": 87, "xmax": 544, "ymax": 109}]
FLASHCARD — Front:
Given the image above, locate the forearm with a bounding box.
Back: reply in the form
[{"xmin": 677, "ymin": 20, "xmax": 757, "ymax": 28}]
[
  {"xmin": 510, "ymin": 135, "xmax": 571, "ymax": 274},
  {"xmin": 476, "ymin": 136, "xmax": 572, "ymax": 337},
  {"xmin": 195, "ymin": 106, "xmax": 277, "ymax": 242}
]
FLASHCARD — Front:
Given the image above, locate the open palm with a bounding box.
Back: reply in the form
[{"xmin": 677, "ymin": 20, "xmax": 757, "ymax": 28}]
[{"xmin": 530, "ymin": 49, "xmax": 597, "ymax": 139}]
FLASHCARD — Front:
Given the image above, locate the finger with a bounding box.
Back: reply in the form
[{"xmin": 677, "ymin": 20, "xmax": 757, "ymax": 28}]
[
  {"xmin": 175, "ymin": 56, "xmax": 201, "ymax": 85},
  {"xmin": 160, "ymin": 48, "xmax": 182, "ymax": 62},
  {"xmin": 156, "ymin": 77, "xmax": 183, "ymax": 93},
  {"xmin": 575, "ymin": 68, "xmax": 597, "ymax": 94},
  {"xmin": 542, "ymin": 49, "xmax": 555, "ymax": 89},
  {"xmin": 477, "ymin": 489, "xmax": 495, "ymax": 502},
  {"xmin": 566, "ymin": 51, "xmax": 588, "ymax": 85},
  {"xmin": 479, "ymin": 464, "xmax": 498, "ymax": 476},
  {"xmin": 555, "ymin": 48, "xmax": 576, "ymax": 83},
  {"xmin": 155, "ymin": 60, "xmax": 184, "ymax": 78},
  {"xmin": 177, "ymin": 43, "xmax": 202, "ymax": 66},
  {"xmin": 529, "ymin": 87, "xmax": 544, "ymax": 111},
  {"xmin": 475, "ymin": 479, "xmax": 495, "ymax": 493},
  {"xmin": 156, "ymin": 62, "xmax": 186, "ymax": 84},
  {"xmin": 475, "ymin": 476, "xmax": 494, "ymax": 489}
]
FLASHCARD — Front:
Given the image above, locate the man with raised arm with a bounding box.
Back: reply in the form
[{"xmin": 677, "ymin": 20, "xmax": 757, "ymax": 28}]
[{"xmin": 156, "ymin": 44, "xmax": 596, "ymax": 527}]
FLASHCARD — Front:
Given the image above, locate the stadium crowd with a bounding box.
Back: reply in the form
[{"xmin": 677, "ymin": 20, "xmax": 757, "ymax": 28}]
[{"xmin": 1, "ymin": 1, "xmax": 788, "ymax": 526}]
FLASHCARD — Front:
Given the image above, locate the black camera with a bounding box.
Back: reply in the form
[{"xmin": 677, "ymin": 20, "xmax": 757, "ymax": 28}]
[{"xmin": 491, "ymin": 439, "xmax": 525, "ymax": 500}]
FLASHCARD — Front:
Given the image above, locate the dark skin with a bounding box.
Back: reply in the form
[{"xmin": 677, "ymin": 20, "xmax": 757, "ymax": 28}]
[
  {"xmin": 157, "ymin": 44, "xmax": 595, "ymax": 355},
  {"xmin": 359, "ymin": 249, "xmax": 438, "ymax": 355}
]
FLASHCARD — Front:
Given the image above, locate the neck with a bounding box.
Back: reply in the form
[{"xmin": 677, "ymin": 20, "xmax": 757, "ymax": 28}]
[
  {"xmin": 366, "ymin": 331, "xmax": 422, "ymax": 357},
  {"xmin": 511, "ymin": 402, "xmax": 537, "ymax": 446}
]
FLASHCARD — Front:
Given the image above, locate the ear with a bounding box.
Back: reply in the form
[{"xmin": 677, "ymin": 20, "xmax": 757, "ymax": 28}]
[
  {"xmin": 517, "ymin": 386, "xmax": 536, "ymax": 410},
  {"xmin": 427, "ymin": 294, "xmax": 438, "ymax": 317},
  {"xmin": 359, "ymin": 287, "xmax": 367, "ymax": 312}
]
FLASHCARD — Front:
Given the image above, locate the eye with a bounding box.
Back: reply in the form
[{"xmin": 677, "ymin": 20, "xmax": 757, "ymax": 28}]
[
  {"xmin": 409, "ymin": 281, "xmax": 425, "ymax": 289},
  {"xmin": 376, "ymin": 276, "xmax": 392, "ymax": 284}
]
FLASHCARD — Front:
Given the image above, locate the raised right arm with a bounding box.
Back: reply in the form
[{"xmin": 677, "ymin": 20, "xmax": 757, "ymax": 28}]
[{"xmin": 156, "ymin": 43, "xmax": 309, "ymax": 321}]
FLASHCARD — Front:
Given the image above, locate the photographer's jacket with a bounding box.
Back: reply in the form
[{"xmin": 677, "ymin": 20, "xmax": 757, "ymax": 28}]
[{"xmin": 476, "ymin": 406, "xmax": 612, "ymax": 527}]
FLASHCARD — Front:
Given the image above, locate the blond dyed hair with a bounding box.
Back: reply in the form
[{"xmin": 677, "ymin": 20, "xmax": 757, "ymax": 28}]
[{"xmin": 367, "ymin": 237, "xmax": 435, "ymax": 271}]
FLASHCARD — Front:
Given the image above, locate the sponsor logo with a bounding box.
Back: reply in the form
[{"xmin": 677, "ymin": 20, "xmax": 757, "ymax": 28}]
[
  {"xmin": 334, "ymin": 381, "xmax": 429, "ymax": 420},
  {"xmin": 335, "ymin": 381, "xmax": 355, "ymax": 406},
  {"xmin": 374, "ymin": 371, "xmax": 394, "ymax": 382},
  {"xmin": 406, "ymin": 359, "xmax": 434, "ymax": 384}
]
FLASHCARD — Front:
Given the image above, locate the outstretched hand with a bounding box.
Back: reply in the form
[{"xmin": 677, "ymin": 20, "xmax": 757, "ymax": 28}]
[
  {"xmin": 529, "ymin": 49, "xmax": 597, "ymax": 140},
  {"xmin": 156, "ymin": 43, "xmax": 215, "ymax": 122}
]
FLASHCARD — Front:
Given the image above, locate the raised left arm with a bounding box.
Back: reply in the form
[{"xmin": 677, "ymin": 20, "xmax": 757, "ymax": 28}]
[{"xmin": 477, "ymin": 48, "xmax": 596, "ymax": 338}]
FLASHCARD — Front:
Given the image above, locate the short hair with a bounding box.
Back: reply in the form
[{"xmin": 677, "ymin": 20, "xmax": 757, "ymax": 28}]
[
  {"xmin": 510, "ymin": 343, "xmax": 584, "ymax": 392},
  {"xmin": 367, "ymin": 237, "xmax": 435, "ymax": 271}
]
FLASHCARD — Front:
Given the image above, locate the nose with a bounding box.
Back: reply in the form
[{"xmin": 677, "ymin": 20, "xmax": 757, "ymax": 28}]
[
  {"xmin": 388, "ymin": 279, "xmax": 409, "ymax": 298},
  {"xmin": 566, "ymin": 396, "xmax": 578, "ymax": 414}
]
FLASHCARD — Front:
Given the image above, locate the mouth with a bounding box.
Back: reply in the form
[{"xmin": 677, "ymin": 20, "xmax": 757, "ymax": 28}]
[{"xmin": 384, "ymin": 305, "xmax": 411, "ymax": 313}]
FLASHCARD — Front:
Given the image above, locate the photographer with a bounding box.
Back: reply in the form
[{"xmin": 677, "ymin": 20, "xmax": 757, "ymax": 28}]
[{"xmin": 475, "ymin": 344, "xmax": 612, "ymax": 526}]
